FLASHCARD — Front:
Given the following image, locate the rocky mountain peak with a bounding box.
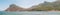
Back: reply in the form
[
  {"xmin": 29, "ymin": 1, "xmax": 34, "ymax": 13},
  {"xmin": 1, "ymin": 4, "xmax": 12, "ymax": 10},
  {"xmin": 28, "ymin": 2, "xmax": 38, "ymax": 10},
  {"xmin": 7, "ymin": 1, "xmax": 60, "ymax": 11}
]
[{"xmin": 5, "ymin": 4, "xmax": 23, "ymax": 11}]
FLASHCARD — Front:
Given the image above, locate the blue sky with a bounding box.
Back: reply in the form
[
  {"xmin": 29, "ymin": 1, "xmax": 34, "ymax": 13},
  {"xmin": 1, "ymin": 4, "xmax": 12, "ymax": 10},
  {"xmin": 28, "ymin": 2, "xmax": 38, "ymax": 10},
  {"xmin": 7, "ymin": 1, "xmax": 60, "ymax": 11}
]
[{"xmin": 0, "ymin": 0, "xmax": 56, "ymax": 11}]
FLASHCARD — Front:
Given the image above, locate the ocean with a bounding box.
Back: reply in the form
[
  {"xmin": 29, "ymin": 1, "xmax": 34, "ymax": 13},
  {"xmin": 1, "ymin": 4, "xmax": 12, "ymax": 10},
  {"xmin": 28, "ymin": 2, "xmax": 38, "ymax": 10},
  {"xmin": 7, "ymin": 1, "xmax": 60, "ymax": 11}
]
[{"xmin": 0, "ymin": 11, "xmax": 60, "ymax": 15}]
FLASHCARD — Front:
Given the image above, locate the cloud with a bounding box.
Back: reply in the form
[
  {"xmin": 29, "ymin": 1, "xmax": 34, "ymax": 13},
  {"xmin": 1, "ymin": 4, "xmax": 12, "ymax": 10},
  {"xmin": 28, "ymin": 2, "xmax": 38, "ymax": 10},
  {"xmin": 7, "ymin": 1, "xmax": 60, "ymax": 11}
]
[{"xmin": 0, "ymin": 7, "xmax": 5, "ymax": 11}]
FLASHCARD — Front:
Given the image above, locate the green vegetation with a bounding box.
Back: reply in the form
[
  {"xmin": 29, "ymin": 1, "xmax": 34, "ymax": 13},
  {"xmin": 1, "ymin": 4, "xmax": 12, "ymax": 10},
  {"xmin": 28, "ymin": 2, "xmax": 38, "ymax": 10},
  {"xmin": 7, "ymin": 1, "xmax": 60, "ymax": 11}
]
[{"xmin": 32, "ymin": 0, "xmax": 60, "ymax": 11}]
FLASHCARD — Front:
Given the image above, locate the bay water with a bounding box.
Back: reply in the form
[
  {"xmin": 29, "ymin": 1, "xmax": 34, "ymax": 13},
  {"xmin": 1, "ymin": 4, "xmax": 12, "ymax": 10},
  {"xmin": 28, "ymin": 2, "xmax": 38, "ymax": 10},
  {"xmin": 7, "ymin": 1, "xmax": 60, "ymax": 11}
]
[{"xmin": 0, "ymin": 11, "xmax": 60, "ymax": 15}]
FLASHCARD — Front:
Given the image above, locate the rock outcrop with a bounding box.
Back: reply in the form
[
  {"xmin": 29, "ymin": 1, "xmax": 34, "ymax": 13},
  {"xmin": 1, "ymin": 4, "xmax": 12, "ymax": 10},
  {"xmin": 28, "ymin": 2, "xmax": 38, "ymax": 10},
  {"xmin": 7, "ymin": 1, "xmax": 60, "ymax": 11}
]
[{"xmin": 5, "ymin": 4, "xmax": 23, "ymax": 11}]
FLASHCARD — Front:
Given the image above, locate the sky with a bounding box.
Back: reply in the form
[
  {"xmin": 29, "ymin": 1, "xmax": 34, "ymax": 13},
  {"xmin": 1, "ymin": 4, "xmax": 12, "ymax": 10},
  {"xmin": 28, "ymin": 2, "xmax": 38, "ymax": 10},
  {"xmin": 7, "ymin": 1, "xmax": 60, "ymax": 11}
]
[{"xmin": 0, "ymin": 0, "xmax": 56, "ymax": 11}]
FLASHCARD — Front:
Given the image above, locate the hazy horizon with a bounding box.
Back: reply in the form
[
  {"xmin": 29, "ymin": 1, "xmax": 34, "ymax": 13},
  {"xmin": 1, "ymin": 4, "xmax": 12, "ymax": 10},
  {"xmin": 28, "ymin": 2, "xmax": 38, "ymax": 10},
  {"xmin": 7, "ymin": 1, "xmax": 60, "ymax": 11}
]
[{"xmin": 0, "ymin": 0, "xmax": 56, "ymax": 11}]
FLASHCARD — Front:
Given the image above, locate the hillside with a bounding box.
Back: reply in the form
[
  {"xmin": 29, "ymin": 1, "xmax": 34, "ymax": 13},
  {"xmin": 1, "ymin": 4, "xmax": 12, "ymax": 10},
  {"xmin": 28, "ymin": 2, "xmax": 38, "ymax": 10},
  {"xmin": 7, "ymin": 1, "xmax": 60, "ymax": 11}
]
[
  {"xmin": 5, "ymin": 4, "xmax": 23, "ymax": 11},
  {"xmin": 31, "ymin": 0, "xmax": 60, "ymax": 11}
]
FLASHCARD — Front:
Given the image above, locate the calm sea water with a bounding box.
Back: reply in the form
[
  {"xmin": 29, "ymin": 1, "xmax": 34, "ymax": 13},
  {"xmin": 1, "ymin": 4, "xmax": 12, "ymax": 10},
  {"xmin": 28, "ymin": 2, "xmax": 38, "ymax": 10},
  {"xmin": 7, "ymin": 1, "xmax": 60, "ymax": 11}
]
[{"xmin": 0, "ymin": 11, "xmax": 60, "ymax": 15}]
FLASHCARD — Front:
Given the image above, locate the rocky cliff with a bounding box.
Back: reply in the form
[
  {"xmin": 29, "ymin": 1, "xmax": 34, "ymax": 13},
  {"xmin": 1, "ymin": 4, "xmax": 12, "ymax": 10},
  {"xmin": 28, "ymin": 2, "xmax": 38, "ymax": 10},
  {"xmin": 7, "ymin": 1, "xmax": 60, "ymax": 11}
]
[{"xmin": 5, "ymin": 4, "xmax": 23, "ymax": 11}]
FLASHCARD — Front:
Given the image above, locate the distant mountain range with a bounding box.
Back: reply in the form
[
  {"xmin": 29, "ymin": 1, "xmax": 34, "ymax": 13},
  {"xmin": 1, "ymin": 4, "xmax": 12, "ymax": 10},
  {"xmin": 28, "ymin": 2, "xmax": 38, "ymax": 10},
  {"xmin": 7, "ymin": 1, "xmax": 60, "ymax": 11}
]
[
  {"xmin": 5, "ymin": 0, "xmax": 60, "ymax": 11},
  {"xmin": 5, "ymin": 4, "xmax": 33, "ymax": 12}
]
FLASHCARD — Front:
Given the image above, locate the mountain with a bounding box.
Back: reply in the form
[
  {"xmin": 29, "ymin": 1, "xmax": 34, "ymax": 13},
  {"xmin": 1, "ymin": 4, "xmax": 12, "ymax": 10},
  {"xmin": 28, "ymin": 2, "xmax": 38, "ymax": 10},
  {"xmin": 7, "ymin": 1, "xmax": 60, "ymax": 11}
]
[
  {"xmin": 5, "ymin": 4, "xmax": 23, "ymax": 11},
  {"xmin": 31, "ymin": 0, "xmax": 60, "ymax": 11}
]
